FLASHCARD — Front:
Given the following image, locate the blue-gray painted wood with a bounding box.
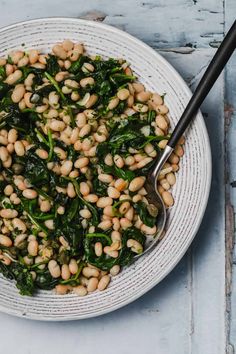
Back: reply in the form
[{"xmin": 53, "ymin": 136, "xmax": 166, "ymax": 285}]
[{"xmin": 0, "ymin": 1, "xmax": 235, "ymax": 353}]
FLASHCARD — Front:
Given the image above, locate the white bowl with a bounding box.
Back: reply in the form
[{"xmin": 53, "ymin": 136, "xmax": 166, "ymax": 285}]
[{"xmin": 0, "ymin": 18, "xmax": 211, "ymax": 321}]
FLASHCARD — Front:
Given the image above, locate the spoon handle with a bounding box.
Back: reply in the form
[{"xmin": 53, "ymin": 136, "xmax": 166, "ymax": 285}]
[{"xmin": 167, "ymin": 19, "xmax": 236, "ymax": 149}]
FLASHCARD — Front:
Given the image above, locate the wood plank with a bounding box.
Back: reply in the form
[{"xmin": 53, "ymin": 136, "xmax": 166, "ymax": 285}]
[
  {"xmin": 0, "ymin": 0, "xmax": 223, "ymax": 48},
  {"xmin": 225, "ymin": 1, "xmax": 236, "ymax": 352}
]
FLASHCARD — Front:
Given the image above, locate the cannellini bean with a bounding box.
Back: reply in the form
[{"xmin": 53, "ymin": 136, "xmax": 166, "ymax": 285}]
[
  {"xmin": 57, "ymin": 206, "xmax": 65, "ymax": 215},
  {"xmin": 97, "ymin": 197, "xmax": 113, "ymax": 208},
  {"xmin": 156, "ymin": 115, "xmax": 168, "ymax": 130},
  {"xmin": 50, "ymin": 120, "xmax": 65, "ymax": 132},
  {"xmin": 8, "ymin": 129, "xmax": 18, "ymax": 143},
  {"xmin": 60, "ymin": 160, "xmax": 73, "ymax": 176},
  {"xmin": 141, "ymin": 224, "xmax": 157, "ymax": 235},
  {"xmin": 0, "ymin": 255, "xmax": 11, "ymax": 265},
  {"xmin": 166, "ymin": 172, "xmax": 176, "ymax": 186},
  {"xmin": 0, "ymin": 146, "xmax": 9, "ymax": 162},
  {"xmin": 76, "ymin": 112, "xmax": 87, "ymax": 127},
  {"xmin": 79, "ymin": 181, "xmax": 90, "ymax": 196},
  {"xmin": 156, "ymin": 104, "xmax": 169, "ymax": 114},
  {"xmin": 144, "ymin": 143, "xmax": 156, "ymax": 157},
  {"xmin": 108, "ymin": 97, "xmax": 119, "ymax": 110},
  {"xmin": 84, "ymin": 194, "xmax": 98, "ymax": 203},
  {"xmin": 74, "ymin": 285, "xmax": 87, "ymax": 296},
  {"xmin": 120, "ymin": 218, "xmax": 132, "ymax": 229},
  {"xmin": 48, "ymin": 260, "xmax": 61, "ymax": 278},
  {"xmin": 36, "ymin": 148, "xmax": 48, "ymax": 160},
  {"xmin": 4, "ymin": 184, "xmax": 13, "ymax": 196},
  {"xmin": 22, "ymin": 189, "xmax": 37, "ymax": 199},
  {"xmin": 48, "ymin": 91, "xmax": 59, "ymax": 107},
  {"xmin": 119, "ymin": 201, "xmax": 130, "ymax": 214},
  {"xmin": 125, "ymin": 206, "xmax": 134, "ymax": 221},
  {"xmin": 132, "ymin": 83, "xmax": 144, "ymax": 93},
  {"xmin": 45, "ymin": 219, "xmax": 54, "ymax": 230},
  {"xmin": 98, "ymin": 174, "xmax": 113, "ymax": 183},
  {"xmin": 24, "ymin": 73, "xmax": 35, "ymax": 87},
  {"xmin": 54, "ymin": 147, "xmax": 67, "ymax": 160},
  {"xmin": 129, "ymin": 177, "xmax": 145, "ymax": 192},
  {"xmin": 3, "ymin": 156, "xmax": 12, "ymax": 168},
  {"xmin": 67, "ymin": 182, "xmax": 76, "ymax": 198},
  {"xmin": 162, "ymin": 191, "xmax": 174, "ymax": 207},
  {"xmin": 175, "ymin": 145, "xmax": 184, "ymax": 157},
  {"xmin": 82, "ymin": 267, "xmax": 99, "ymax": 278},
  {"xmin": 117, "ymin": 88, "xmax": 129, "ymax": 100},
  {"xmin": 6, "ymin": 143, "xmax": 14, "ymax": 154},
  {"xmin": 98, "ymin": 275, "xmax": 110, "ymax": 291},
  {"xmin": 0, "ymin": 58, "xmax": 6, "ymax": 66},
  {"xmin": 98, "ymin": 220, "xmax": 112, "ymax": 230},
  {"xmin": 70, "ymin": 127, "xmax": 80, "ymax": 144},
  {"xmin": 158, "ymin": 139, "xmax": 168, "ymax": 149},
  {"xmin": 14, "ymin": 234, "xmax": 27, "ymax": 247},
  {"xmin": 114, "ymin": 154, "xmax": 124, "ymax": 168},
  {"xmin": 103, "ymin": 206, "xmax": 114, "ymax": 217},
  {"xmin": 136, "ymin": 157, "xmax": 152, "ymax": 169},
  {"xmin": 112, "ymin": 217, "xmax": 120, "ymax": 231},
  {"xmin": 0, "ymin": 234, "xmax": 12, "ymax": 247},
  {"xmin": 169, "ymin": 153, "xmax": 179, "ymax": 164},
  {"xmin": 79, "ymin": 209, "xmax": 92, "ymax": 219},
  {"xmin": 82, "ymin": 62, "xmax": 94, "ymax": 73},
  {"xmin": 5, "ymin": 69, "xmax": 22, "ymax": 85},
  {"xmin": 11, "ymin": 84, "xmax": 25, "ymax": 103},
  {"xmin": 125, "ymin": 156, "xmax": 135, "ymax": 166},
  {"xmin": 74, "ymin": 157, "xmax": 89, "ymax": 169},
  {"xmin": 79, "ymin": 124, "xmax": 91, "ymax": 138},
  {"xmin": 62, "ymin": 39, "xmax": 74, "ymax": 51},
  {"xmin": 80, "ymin": 77, "xmax": 94, "ymax": 87},
  {"xmin": 136, "ymin": 91, "xmax": 151, "ymax": 102},
  {"xmin": 114, "ymin": 178, "xmax": 128, "ymax": 191},
  {"xmin": 55, "ymin": 284, "xmax": 70, "ymax": 295},
  {"xmin": 12, "ymin": 218, "xmax": 26, "ymax": 232},
  {"xmin": 40, "ymin": 200, "xmax": 51, "ymax": 212},
  {"xmin": 28, "ymin": 49, "xmax": 39, "ymax": 64},
  {"xmin": 69, "ymin": 259, "xmax": 79, "ymax": 274},
  {"xmin": 52, "ymin": 44, "xmax": 67, "ymax": 59},
  {"xmin": 61, "ymin": 264, "xmax": 71, "ymax": 280},
  {"xmin": 95, "ymin": 242, "xmax": 103, "ymax": 257},
  {"xmin": 111, "ymin": 231, "xmax": 121, "ymax": 243},
  {"xmin": 87, "ymin": 277, "xmax": 99, "ymax": 292},
  {"xmin": 107, "ymin": 186, "xmax": 120, "ymax": 199},
  {"xmin": 0, "ymin": 135, "xmax": 8, "ymax": 145},
  {"xmin": 104, "ymin": 153, "xmax": 113, "ymax": 166},
  {"xmin": 14, "ymin": 141, "xmax": 25, "ymax": 156},
  {"xmin": 127, "ymin": 239, "xmax": 143, "ymax": 253},
  {"xmin": 5, "ymin": 64, "xmax": 14, "ymax": 77},
  {"xmin": 110, "ymin": 265, "xmax": 120, "ymax": 276},
  {"xmin": 28, "ymin": 240, "xmax": 38, "ymax": 256},
  {"xmin": 0, "ymin": 209, "xmax": 18, "ymax": 218}
]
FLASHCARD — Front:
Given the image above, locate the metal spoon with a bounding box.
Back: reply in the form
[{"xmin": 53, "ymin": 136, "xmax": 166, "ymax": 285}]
[{"xmin": 139, "ymin": 20, "xmax": 236, "ymax": 256}]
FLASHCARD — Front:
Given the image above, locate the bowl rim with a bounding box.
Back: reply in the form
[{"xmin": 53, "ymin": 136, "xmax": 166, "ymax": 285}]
[{"xmin": 0, "ymin": 17, "xmax": 212, "ymax": 320}]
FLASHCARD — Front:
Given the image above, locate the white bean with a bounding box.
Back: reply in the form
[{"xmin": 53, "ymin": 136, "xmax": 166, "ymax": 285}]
[
  {"xmin": 98, "ymin": 275, "xmax": 110, "ymax": 291},
  {"xmin": 48, "ymin": 260, "xmax": 61, "ymax": 278},
  {"xmin": 22, "ymin": 189, "xmax": 37, "ymax": 199}
]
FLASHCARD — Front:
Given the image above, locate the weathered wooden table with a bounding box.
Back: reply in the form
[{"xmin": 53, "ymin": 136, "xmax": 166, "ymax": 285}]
[{"xmin": 0, "ymin": 1, "xmax": 235, "ymax": 353}]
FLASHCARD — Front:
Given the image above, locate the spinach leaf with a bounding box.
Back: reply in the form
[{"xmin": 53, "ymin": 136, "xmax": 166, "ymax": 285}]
[
  {"xmin": 35, "ymin": 270, "xmax": 59, "ymax": 290},
  {"xmin": 0, "ymin": 262, "xmax": 34, "ymax": 296},
  {"xmin": 46, "ymin": 55, "xmax": 60, "ymax": 76},
  {"xmin": 134, "ymin": 201, "xmax": 158, "ymax": 227},
  {"xmin": 0, "ymin": 82, "xmax": 10, "ymax": 99},
  {"xmin": 24, "ymin": 150, "xmax": 50, "ymax": 185}
]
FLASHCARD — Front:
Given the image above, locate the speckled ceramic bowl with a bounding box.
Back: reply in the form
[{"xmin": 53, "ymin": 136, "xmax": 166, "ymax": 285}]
[{"xmin": 0, "ymin": 18, "xmax": 211, "ymax": 321}]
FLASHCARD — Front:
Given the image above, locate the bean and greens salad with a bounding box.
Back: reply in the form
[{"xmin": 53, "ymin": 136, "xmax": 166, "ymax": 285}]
[{"xmin": 0, "ymin": 40, "xmax": 184, "ymax": 296}]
